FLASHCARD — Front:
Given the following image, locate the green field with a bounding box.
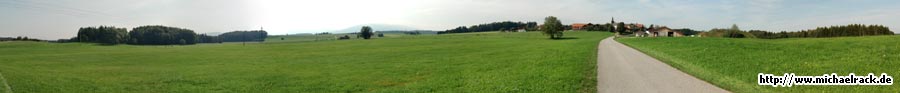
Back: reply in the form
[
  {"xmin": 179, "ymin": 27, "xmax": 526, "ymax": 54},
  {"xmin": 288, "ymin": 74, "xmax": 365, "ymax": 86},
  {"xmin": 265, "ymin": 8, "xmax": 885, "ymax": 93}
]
[
  {"xmin": 0, "ymin": 31, "xmax": 611, "ymax": 92},
  {"xmin": 616, "ymin": 36, "xmax": 900, "ymax": 92}
]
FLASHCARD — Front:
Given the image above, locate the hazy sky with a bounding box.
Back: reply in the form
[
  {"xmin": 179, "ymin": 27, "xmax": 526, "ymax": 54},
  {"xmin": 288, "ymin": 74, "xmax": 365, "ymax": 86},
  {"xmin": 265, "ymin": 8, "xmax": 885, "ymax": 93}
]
[{"xmin": 1, "ymin": 0, "xmax": 899, "ymax": 39}]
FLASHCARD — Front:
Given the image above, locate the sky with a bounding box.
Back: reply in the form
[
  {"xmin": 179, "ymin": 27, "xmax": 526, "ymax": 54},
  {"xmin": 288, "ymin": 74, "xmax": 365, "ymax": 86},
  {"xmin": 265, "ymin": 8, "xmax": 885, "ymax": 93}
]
[{"xmin": 1, "ymin": 0, "xmax": 899, "ymax": 39}]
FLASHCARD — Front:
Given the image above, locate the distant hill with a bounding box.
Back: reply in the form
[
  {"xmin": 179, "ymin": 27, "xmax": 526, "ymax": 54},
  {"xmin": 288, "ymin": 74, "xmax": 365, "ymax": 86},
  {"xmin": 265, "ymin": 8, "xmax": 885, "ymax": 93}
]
[{"xmin": 332, "ymin": 24, "xmax": 422, "ymax": 33}]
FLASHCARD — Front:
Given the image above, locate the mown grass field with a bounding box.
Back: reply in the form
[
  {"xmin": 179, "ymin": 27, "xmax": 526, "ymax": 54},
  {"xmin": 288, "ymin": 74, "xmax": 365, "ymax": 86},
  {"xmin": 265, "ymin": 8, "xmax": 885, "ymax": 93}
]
[
  {"xmin": 0, "ymin": 31, "xmax": 611, "ymax": 92},
  {"xmin": 616, "ymin": 35, "xmax": 900, "ymax": 92}
]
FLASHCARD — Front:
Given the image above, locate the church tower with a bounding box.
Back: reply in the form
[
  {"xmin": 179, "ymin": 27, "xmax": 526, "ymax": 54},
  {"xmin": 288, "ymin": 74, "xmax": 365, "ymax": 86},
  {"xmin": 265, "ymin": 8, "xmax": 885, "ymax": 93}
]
[
  {"xmin": 610, "ymin": 17, "xmax": 617, "ymax": 31},
  {"xmin": 611, "ymin": 17, "xmax": 616, "ymax": 24}
]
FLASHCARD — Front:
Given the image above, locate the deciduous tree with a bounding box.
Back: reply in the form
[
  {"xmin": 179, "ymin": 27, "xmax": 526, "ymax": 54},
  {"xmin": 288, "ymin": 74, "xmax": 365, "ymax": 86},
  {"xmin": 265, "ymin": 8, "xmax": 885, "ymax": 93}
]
[
  {"xmin": 359, "ymin": 26, "xmax": 374, "ymax": 39},
  {"xmin": 540, "ymin": 16, "xmax": 564, "ymax": 39}
]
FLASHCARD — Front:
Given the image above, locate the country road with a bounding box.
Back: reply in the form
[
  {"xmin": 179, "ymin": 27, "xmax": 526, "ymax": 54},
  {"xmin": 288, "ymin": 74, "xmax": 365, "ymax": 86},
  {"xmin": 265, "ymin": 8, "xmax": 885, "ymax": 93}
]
[{"xmin": 596, "ymin": 37, "xmax": 729, "ymax": 93}]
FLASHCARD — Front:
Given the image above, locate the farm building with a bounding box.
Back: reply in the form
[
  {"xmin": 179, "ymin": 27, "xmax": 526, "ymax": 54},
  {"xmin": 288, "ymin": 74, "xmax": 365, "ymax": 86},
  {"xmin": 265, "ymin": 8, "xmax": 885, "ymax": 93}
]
[
  {"xmin": 632, "ymin": 25, "xmax": 684, "ymax": 37},
  {"xmin": 570, "ymin": 23, "xmax": 588, "ymax": 30},
  {"xmin": 648, "ymin": 26, "xmax": 683, "ymax": 37}
]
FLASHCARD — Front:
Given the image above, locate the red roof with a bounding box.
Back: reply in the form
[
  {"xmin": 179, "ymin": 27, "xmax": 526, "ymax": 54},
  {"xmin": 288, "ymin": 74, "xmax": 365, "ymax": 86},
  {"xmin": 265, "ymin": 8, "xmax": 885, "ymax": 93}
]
[{"xmin": 571, "ymin": 23, "xmax": 588, "ymax": 30}]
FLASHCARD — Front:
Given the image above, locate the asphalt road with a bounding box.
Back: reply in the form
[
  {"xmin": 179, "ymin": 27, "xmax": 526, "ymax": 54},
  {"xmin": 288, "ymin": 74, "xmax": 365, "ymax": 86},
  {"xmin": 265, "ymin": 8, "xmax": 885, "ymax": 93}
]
[{"xmin": 596, "ymin": 37, "xmax": 729, "ymax": 93}]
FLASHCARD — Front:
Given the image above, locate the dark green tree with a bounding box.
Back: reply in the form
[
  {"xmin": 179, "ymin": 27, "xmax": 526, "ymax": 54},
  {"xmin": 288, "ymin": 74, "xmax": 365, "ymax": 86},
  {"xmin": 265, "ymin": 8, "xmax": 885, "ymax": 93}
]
[
  {"xmin": 359, "ymin": 26, "xmax": 374, "ymax": 39},
  {"xmin": 179, "ymin": 39, "xmax": 187, "ymax": 45},
  {"xmin": 76, "ymin": 26, "xmax": 128, "ymax": 44},
  {"xmin": 129, "ymin": 25, "xmax": 198, "ymax": 45},
  {"xmin": 540, "ymin": 16, "xmax": 564, "ymax": 39},
  {"xmin": 616, "ymin": 22, "xmax": 626, "ymax": 35}
]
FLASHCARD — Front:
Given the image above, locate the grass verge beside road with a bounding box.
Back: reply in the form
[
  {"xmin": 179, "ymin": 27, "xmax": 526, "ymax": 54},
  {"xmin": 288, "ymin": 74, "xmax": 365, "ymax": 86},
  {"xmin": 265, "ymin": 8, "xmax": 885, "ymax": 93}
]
[{"xmin": 616, "ymin": 36, "xmax": 900, "ymax": 92}]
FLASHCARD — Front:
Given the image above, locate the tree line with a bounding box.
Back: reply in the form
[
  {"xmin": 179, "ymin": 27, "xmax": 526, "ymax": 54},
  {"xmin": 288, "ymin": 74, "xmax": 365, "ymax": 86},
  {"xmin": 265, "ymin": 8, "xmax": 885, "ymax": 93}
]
[
  {"xmin": 579, "ymin": 23, "xmax": 614, "ymax": 32},
  {"xmin": 128, "ymin": 25, "xmax": 201, "ymax": 45},
  {"xmin": 74, "ymin": 25, "xmax": 267, "ymax": 45},
  {"xmin": 701, "ymin": 24, "xmax": 893, "ymax": 39},
  {"xmin": 219, "ymin": 30, "xmax": 268, "ymax": 42},
  {"xmin": 76, "ymin": 26, "xmax": 128, "ymax": 44},
  {"xmin": 0, "ymin": 36, "xmax": 44, "ymax": 42},
  {"xmin": 438, "ymin": 21, "xmax": 538, "ymax": 34},
  {"xmin": 435, "ymin": 16, "xmax": 566, "ymax": 39},
  {"xmin": 700, "ymin": 24, "xmax": 756, "ymax": 38},
  {"xmin": 750, "ymin": 24, "xmax": 893, "ymax": 39}
]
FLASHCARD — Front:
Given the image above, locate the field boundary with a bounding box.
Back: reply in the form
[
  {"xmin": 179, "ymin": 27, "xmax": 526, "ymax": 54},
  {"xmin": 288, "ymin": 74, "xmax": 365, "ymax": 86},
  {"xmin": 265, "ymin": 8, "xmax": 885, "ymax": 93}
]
[{"xmin": 0, "ymin": 70, "xmax": 12, "ymax": 93}]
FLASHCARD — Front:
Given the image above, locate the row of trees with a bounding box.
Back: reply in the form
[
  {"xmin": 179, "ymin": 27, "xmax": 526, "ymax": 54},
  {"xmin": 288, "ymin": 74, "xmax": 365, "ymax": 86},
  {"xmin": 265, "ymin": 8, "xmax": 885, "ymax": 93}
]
[
  {"xmin": 438, "ymin": 21, "xmax": 538, "ymax": 34},
  {"xmin": 75, "ymin": 26, "xmax": 128, "ymax": 44},
  {"xmin": 128, "ymin": 26, "xmax": 201, "ymax": 45},
  {"xmin": 0, "ymin": 36, "xmax": 44, "ymax": 41},
  {"xmin": 219, "ymin": 30, "xmax": 268, "ymax": 42},
  {"xmin": 750, "ymin": 24, "xmax": 893, "ymax": 39},
  {"xmin": 701, "ymin": 24, "xmax": 893, "ymax": 39},
  {"xmin": 580, "ymin": 23, "xmax": 614, "ymax": 32},
  {"xmin": 673, "ymin": 28, "xmax": 702, "ymax": 36},
  {"xmin": 436, "ymin": 16, "xmax": 565, "ymax": 39},
  {"xmin": 701, "ymin": 24, "xmax": 756, "ymax": 38},
  {"xmin": 197, "ymin": 34, "xmax": 223, "ymax": 43},
  {"xmin": 75, "ymin": 25, "xmax": 266, "ymax": 45}
]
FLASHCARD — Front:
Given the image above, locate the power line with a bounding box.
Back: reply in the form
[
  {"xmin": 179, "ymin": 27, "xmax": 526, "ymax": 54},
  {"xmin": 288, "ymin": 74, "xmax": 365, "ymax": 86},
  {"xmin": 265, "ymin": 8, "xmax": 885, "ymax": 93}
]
[
  {"xmin": 0, "ymin": 0, "xmax": 130, "ymax": 24},
  {"xmin": 0, "ymin": 1, "xmax": 92, "ymax": 18},
  {"xmin": 12, "ymin": 0, "xmax": 120, "ymax": 18}
]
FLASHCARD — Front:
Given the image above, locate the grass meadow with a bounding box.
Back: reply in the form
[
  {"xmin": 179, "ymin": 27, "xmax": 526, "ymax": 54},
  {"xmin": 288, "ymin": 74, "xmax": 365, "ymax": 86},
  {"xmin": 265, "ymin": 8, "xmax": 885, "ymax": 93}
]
[
  {"xmin": 616, "ymin": 35, "xmax": 900, "ymax": 92},
  {"xmin": 0, "ymin": 31, "xmax": 611, "ymax": 92}
]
